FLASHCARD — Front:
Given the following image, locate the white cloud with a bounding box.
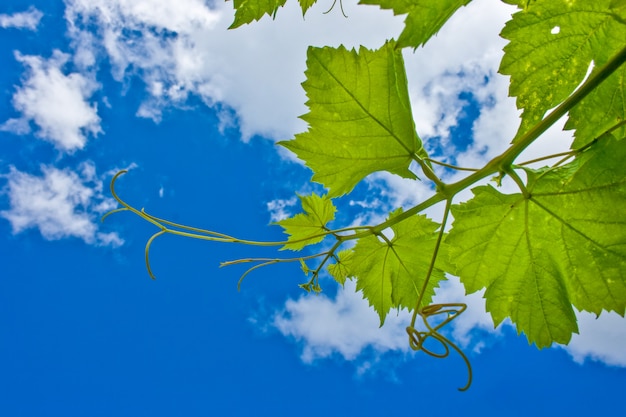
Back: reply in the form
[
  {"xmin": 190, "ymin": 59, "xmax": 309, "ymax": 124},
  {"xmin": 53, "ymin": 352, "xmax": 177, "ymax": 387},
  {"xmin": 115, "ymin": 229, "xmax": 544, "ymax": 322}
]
[
  {"xmin": 561, "ymin": 311, "xmax": 626, "ymax": 367},
  {"xmin": 0, "ymin": 7, "xmax": 43, "ymax": 30},
  {"xmin": 0, "ymin": 50, "xmax": 101, "ymax": 152},
  {"xmin": 273, "ymin": 280, "xmax": 411, "ymax": 363},
  {"xmin": 272, "ymin": 276, "xmax": 499, "ymax": 364},
  {"xmin": 0, "ymin": 162, "xmax": 123, "ymax": 247},
  {"xmin": 64, "ymin": 0, "xmax": 402, "ymax": 140},
  {"xmin": 266, "ymin": 196, "xmax": 297, "ymax": 222}
]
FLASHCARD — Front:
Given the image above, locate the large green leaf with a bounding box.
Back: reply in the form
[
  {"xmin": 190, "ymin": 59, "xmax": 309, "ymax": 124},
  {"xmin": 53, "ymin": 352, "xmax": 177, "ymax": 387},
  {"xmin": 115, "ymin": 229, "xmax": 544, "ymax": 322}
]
[
  {"xmin": 565, "ymin": 0, "xmax": 626, "ymax": 147},
  {"xmin": 276, "ymin": 193, "xmax": 335, "ymax": 250},
  {"xmin": 446, "ymin": 135, "xmax": 626, "ymax": 348},
  {"xmin": 329, "ymin": 211, "xmax": 445, "ymax": 324},
  {"xmin": 280, "ymin": 41, "xmax": 426, "ymax": 197},
  {"xmin": 499, "ymin": 0, "xmax": 626, "ymax": 139},
  {"xmin": 359, "ymin": 0, "xmax": 472, "ymax": 49}
]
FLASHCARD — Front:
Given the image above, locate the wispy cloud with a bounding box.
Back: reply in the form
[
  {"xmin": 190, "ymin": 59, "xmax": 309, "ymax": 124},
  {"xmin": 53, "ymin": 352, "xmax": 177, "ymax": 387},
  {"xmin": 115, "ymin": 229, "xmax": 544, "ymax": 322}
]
[
  {"xmin": 0, "ymin": 50, "xmax": 101, "ymax": 152},
  {"xmin": 63, "ymin": 0, "xmax": 403, "ymax": 140},
  {"xmin": 0, "ymin": 7, "xmax": 43, "ymax": 31},
  {"xmin": 561, "ymin": 311, "xmax": 626, "ymax": 367},
  {"xmin": 1, "ymin": 162, "xmax": 122, "ymax": 247}
]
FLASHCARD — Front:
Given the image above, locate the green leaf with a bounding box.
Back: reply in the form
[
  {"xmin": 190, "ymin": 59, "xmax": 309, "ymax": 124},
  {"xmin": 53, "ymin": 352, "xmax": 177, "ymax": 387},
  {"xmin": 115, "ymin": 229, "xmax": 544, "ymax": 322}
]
[
  {"xmin": 336, "ymin": 210, "xmax": 445, "ymax": 324},
  {"xmin": 229, "ymin": 0, "xmax": 288, "ymax": 29},
  {"xmin": 499, "ymin": 0, "xmax": 626, "ymax": 139},
  {"xmin": 327, "ymin": 249, "xmax": 353, "ymax": 285},
  {"xmin": 275, "ymin": 193, "xmax": 336, "ymax": 250},
  {"xmin": 446, "ymin": 135, "xmax": 626, "ymax": 348},
  {"xmin": 566, "ymin": 67, "xmax": 626, "ymax": 148},
  {"xmin": 501, "ymin": 0, "xmax": 536, "ymax": 10},
  {"xmin": 359, "ymin": 0, "xmax": 472, "ymax": 49},
  {"xmin": 280, "ymin": 41, "xmax": 427, "ymax": 197},
  {"xmin": 299, "ymin": 0, "xmax": 316, "ymax": 15}
]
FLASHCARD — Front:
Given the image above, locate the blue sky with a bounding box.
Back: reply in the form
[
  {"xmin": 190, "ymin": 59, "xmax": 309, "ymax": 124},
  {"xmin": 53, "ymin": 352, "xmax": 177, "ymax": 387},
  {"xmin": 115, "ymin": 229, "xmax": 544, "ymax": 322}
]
[{"xmin": 1, "ymin": 1, "xmax": 625, "ymax": 416}]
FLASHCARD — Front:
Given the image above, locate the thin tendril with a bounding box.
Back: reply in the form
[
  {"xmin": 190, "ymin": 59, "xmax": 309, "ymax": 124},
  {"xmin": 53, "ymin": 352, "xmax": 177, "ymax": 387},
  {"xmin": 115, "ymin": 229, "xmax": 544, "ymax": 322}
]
[
  {"xmin": 404, "ymin": 199, "xmax": 472, "ymax": 391},
  {"xmin": 236, "ymin": 260, "xmax": 279, "ymax": 290},
  {"xmin": 414, "ymin": 199, "xmax": 451, "ymax": 313},
  {"xmin": 425, "ymin": 158, "xmax": 479, "ymax": 172},
  {"xmin": 145, "ymin": 230, "xmax": 167, "ymax": 280},
  {"xmin": 101, "ymin": 207, "xmax": 129, "ymax": 222},
  {"xmin": 517, "ymin": 151, "xmax": 575, "ymax": 167},
  {"xmin": 103, "ymin": 170, "xmax": 349, "ymax": 284},
  {"xmin": 518, "ymin": 120, "xmax": 626, "ymax": 169},
  {"xmin": 323, "ymin": 0, "xmax": 347, "ymax": 17}
]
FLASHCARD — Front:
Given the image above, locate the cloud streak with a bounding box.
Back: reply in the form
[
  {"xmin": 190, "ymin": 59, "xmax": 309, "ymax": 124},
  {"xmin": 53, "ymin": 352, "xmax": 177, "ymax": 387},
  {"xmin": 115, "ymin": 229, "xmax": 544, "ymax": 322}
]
[{"xmin": 0, "ymin": 7, "xmax": 43, "ymax": 30}]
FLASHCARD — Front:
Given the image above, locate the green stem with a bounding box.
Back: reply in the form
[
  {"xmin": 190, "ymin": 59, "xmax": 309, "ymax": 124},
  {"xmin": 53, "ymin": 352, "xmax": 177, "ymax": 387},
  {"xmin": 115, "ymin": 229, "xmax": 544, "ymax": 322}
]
[
  {"xmin": 413, "ymin": 198, "xmax": 451, "ymax": 323},
  {"xmin": 507, "ymin": 168, "xmax": 530, "ymax": 197},
  {"xmin": 426, "ymin": 158, "xmax": 479, "ymax": 172},
  {"xmin": 517, "ymin": 151, "xmax": 575, "ymax": 167},
  {"xmin": 349, "ymin": 44, "xmax": 626, "ymax": 238}
]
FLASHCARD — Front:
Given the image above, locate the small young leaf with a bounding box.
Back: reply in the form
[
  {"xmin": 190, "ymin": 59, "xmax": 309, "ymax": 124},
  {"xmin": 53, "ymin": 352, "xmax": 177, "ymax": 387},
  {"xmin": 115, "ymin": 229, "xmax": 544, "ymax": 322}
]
[
  {"xmin": 280, "ymin": 41, "xmax": 427, "ymax": 197},
  {"xmin": 359, "ymin": 0, "xmax": 472, "ymax": 49},
  {"xmin": 276, "ymin": 193, "xmax": 336, "ymax": 251},
  {"xmin": 327, "ymin": 249, "xmax": 354, "ymax": 285},
  {"xmin": 339, "ymin": 211, "xmax": 446, "ymax": 325},
  {"xmin": 447, "ymin": 135, "xmax": 626, "ymax": 348}
]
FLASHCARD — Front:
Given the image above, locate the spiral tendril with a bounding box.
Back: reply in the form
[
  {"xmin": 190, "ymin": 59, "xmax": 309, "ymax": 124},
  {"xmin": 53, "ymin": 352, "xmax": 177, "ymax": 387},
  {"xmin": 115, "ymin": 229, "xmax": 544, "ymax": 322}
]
[{"xmin": 406, "ymin": 303, "xmax": 472, "ymax": 391}]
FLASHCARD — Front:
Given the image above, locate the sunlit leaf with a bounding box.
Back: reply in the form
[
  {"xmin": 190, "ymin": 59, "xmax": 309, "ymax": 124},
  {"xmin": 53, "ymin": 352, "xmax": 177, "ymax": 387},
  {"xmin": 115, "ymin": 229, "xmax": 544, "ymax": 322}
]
[
  {"xmin": 280, "ymin": 41, "xmax": 427, "ymax": 197},
  {"xmin": 276, "ymin": 193, "xmax": 336, "ymax": 250},
  {"xmin": 499, "ymin": 0, "xmax": 626, "ymax": 139},
  {"xmin": 359, "ymin": 0, "xmax": 472, "ymax": 49},
  {"xmin": 298, "ymin": 0, "xmax": 316, "ymax": 15},
  {"xmin": 566, "ymin": 67, "xmax": 626, "ymax": 148},
  {"xmin": 447, "ymin": 135, "xmax": 626, "ymax": 347},
  {"xmin": 335, "ymin": 210, "xmax": 445, "ymax": 324}
]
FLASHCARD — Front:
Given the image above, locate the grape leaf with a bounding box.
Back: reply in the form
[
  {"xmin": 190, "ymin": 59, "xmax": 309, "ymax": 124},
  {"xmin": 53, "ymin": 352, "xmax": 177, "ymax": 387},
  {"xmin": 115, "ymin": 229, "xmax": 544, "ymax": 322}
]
[
  {"xmin": 229, "ymin": 0, "xmax": 287, "ymax": 29},
  {"xmin": 501, "ymin": 0, "xmax": 535, "ymax": 10},
  {"xmin": 298, "ymin": 0, "xmax": 316, "ymax": 15},
  {"xmin": 446, "ymin": 135, "xmax": 626, "ymax": 348},
  {"xmin": 330, "ymin": 210, "xmax": 445, "ymax": 324},
  {"xmin": 327, "ymin": 249, "xmax": 353, "ymax": 285},
  {"xmin": 276, "ymin": 193, "xmax": 336, "ymax": 250},
  {"xmin": 280, "ymin": 41, "xmax": 427, "ymax": 197},
  {"xmin": 359, "ymin": 0, "xmax": 472, "ymax": 49},
  {"xmin": 499, "ymin": 0, "xmax": 626, "ymax": 139},
  {"xmin": 566, "ymin": 65, "xmax": 626, "ymax": 148}
]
